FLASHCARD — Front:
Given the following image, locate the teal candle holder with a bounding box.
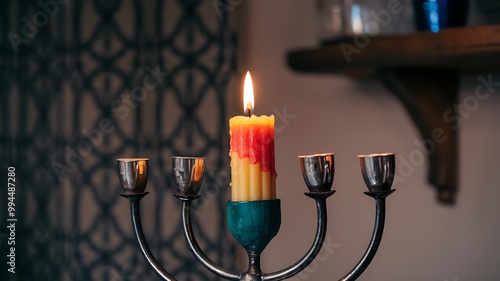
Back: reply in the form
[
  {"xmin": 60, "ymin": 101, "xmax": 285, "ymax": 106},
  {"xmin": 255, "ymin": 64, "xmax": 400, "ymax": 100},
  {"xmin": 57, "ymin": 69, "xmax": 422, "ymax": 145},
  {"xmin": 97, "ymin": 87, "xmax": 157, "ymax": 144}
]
[{"xmin": 227, "ymin": 199, "xmax": 281, "ymax": 255}]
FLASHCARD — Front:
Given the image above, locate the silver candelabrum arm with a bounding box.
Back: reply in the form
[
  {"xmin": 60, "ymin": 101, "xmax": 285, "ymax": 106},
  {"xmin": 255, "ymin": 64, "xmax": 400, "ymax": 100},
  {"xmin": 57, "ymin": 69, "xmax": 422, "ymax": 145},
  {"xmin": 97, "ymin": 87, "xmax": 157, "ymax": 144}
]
[
  {"xmin": 262, "ymin": 191, "xmax": 335, "ymax": 281},
  {"xmin": 339, "ymin": 190, "xmax": 393, "ymax": 281},
  {"xmin": 121, "ymin": 192, "xmax": 178, "ymax": 281},
  {"xmin": 177, "ymin": 195, "xmax": 242, "ymax": 280}
]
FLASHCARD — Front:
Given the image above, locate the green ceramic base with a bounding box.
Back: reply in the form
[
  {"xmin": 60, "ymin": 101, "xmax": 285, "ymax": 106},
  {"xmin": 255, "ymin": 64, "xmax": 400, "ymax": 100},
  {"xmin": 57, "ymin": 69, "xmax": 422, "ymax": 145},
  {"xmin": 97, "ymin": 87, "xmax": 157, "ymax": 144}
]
[{"xmin": 227, "ymin": 199, "xmax": 281, "ymax": 254}]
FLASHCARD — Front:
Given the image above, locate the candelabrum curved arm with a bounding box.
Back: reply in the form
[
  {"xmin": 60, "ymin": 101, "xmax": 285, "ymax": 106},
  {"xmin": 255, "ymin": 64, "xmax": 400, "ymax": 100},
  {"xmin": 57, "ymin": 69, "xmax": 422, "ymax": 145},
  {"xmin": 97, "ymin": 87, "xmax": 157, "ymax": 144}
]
[
  {"xmin": 339, "ymin": 190, "xmax": 394, "ymax": 281},
  {"xmin": 177, "ymin": 195, "xmax": 242, "ymax": 280},
  {"xmin": 262, "ymin": 191, "xmax": 335, "ymax": 281},
  {"xmin": 120, "ymin": 193, "xmax": 177, "ymax": 281}
]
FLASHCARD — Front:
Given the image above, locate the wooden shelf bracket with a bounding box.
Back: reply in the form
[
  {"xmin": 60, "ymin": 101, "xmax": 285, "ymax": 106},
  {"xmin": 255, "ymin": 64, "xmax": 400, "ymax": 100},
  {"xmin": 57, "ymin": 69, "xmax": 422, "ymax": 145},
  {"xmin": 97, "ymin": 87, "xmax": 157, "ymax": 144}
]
[{"xmin": 379, "ymin": 69, "xmax": 460, "ymax": 204}]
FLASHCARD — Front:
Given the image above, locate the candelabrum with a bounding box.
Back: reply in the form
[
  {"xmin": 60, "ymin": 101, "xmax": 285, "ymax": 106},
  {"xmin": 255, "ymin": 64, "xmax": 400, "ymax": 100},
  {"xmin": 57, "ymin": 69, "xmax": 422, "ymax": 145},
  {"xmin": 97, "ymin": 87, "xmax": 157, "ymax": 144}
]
[{"xmin": 117, "ymin": 153, "xmax": 396, "ymax": 281}]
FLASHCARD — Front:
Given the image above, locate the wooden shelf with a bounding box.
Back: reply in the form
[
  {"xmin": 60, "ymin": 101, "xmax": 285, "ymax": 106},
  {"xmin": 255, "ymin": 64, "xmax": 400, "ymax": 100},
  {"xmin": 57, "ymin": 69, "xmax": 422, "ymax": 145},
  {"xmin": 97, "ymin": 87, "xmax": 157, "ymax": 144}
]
[
  {"xmin": 287, "ymin": 25, "xmax": 500, "ymax": 204},
  {"xmin": 288, "ymin": 25, "xmax": 500, "ymax": 76}
]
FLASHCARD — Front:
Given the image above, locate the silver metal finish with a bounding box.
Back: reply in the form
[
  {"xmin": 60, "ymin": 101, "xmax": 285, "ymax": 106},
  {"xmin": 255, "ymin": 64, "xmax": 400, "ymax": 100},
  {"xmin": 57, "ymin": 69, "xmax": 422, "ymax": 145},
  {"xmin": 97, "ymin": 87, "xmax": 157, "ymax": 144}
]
[
  {"xmin": 339, "ymin": 190, "xmax": 393, "ymax": 281},
  {"xmin": 118, "ymin": 154, "xmax": 396, "ymax": 281},
  {"xmin": 117, "ymin": 158, "xmax": 149, "ymax": 193},
  {"xmin": 299, "ymin": 153, "xmax": 335, "ymax": 192},
  {"xmin": 124, "ymin": 193, "xmax": 177, "ymax": 281},
  {"xmin": 178, "ymin": 197, "xmax": 241, "ymax": 280},
  {"xmin": 172, "ymin": 156, "xmax": 205, "ymax": 196},
  {"xmin": 359, "ymin": 153, "xmax": 395, "ymax": 192},
  {"xmin": 262, "ymin": 191, "xmax": 335, "ymax": 281},
  {"xmin": 117, "ymin": 158, "xmax": 174, "ymax": 280}
]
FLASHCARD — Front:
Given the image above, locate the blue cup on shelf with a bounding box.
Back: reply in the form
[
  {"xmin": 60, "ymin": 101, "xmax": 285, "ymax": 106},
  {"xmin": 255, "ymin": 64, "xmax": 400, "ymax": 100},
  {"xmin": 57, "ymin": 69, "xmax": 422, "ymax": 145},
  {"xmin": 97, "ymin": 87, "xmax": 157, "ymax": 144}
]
[{"xmin": 413, "ymin": 0, "xmax": 468, "ymax": 32}]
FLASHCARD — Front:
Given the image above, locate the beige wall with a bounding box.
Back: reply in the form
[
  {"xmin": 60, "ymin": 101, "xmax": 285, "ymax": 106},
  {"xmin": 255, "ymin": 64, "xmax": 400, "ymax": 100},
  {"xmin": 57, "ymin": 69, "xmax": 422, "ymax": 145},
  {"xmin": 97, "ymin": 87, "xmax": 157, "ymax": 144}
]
[{"xmin": 234, "ymin": 1, "xmax": 500, "ymax": 280}]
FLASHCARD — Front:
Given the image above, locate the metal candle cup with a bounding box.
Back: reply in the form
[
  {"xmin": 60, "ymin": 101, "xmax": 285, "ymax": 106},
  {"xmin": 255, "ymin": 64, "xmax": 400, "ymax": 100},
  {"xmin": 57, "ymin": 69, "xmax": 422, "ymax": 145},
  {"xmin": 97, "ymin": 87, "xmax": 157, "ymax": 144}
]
[
  {"xmin": 358, "ymin": 153, "xmax": 395, "ymax": 192},
  {"xmin": 172, "ymin": 156, "xmax": 205, "ymax": 196},
  {"xmin": 117, "ymin": 158, "xmax": 149, "ymax": 194},
  {"xmin": 299, "ymin": 153, "xmax": 335, "ymax": 193}
]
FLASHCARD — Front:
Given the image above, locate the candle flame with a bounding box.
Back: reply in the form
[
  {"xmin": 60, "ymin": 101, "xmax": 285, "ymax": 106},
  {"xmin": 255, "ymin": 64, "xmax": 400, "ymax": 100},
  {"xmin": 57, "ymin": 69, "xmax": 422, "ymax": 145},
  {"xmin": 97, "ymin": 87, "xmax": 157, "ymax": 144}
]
[{"xmin": 243, "ymin": 71, "xmax": 254, "ymax": 116}]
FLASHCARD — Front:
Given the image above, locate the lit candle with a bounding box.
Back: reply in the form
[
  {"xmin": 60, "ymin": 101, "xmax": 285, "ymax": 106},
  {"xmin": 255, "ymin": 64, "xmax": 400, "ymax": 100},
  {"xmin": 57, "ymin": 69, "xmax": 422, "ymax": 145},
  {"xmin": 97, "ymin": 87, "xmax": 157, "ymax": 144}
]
[{"xmin": 229, "ymin": 72, "xmax": 277, "ymax": 201}]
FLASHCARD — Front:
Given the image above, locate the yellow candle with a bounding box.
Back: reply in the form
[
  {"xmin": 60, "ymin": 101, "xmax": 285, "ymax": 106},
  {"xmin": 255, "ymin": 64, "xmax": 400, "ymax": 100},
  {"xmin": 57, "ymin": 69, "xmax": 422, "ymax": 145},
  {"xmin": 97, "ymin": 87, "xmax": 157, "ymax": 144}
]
[{"xmin": 229, "ymin": 72, "xmax": 277, "ymax": 201}]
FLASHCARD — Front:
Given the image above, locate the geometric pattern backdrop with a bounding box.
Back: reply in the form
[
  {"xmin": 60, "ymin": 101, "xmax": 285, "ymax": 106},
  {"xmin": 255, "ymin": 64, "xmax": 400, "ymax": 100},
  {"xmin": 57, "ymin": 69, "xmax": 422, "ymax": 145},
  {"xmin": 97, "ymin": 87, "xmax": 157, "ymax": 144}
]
[{"xmin": 1, "ymin": 0, "xmax": 237, "ymax": 280}]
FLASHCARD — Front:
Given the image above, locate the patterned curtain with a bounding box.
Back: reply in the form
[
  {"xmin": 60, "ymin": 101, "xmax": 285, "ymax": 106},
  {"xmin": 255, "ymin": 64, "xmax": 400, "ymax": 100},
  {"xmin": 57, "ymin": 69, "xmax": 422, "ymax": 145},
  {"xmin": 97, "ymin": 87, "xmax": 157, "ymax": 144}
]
[{"xmin": 0, "ymin": 0, "xmax": 238, "ymax": 280}]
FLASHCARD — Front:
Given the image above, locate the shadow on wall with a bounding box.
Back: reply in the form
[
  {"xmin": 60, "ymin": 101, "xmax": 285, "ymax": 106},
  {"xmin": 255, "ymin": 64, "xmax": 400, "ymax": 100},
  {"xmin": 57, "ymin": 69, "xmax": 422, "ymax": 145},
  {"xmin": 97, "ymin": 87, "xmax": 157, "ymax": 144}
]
[{"xmin": 1, "ymin": 0, "xmax": 238, "ymax": 280}]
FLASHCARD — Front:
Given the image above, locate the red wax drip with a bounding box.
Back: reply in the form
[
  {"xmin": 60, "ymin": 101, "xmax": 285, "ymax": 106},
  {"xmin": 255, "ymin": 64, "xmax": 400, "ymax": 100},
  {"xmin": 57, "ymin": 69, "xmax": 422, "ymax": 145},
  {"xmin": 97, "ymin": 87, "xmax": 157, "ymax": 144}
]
[{"xmin": 230, "ymin": 123, "xmax": 276, "ymax": 177}]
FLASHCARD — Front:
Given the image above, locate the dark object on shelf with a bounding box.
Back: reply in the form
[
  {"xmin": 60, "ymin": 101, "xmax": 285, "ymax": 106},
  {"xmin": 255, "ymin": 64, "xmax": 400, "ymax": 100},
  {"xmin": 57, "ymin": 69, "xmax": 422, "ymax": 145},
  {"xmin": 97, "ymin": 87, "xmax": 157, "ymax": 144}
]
[
  {"xmin": 472, "ymin": 0, "xmax": 500, "ymax": 25},
  {"xmin": 413, "ymin": 0, "xmax": 468, "ymax": 32}
]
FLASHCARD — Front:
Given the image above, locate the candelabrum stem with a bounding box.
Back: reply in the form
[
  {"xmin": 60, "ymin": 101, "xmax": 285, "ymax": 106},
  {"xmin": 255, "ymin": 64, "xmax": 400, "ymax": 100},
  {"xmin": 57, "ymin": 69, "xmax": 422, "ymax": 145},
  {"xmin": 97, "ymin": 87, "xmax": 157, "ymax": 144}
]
[
  {"xmin": 248, "ymin": 251, "xmax": 262, "ymax": 275},
  {"xmin": 262, "ymin": 191, "xmax": 335, "ymax": 281},
  {"xmin": 120, "ymin": 193, "xmax": 177, "ymax": 281},
  {"xmin": 339, "ymin": 190, "xmax": 394, "ymax": 281},
  {"xmin": 178, "ymin": 195, "xmax": 241, "ymax": 280}
]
